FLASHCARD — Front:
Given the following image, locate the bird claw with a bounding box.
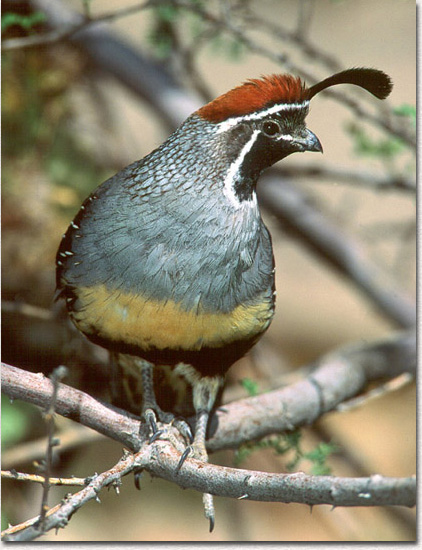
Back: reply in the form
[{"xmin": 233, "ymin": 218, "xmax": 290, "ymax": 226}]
[
  {"xmin": 203, "ymin": 493, "xmax": 215, "ymax": 532},
  {"xmin": 142, "ymin": 408, "xmax": 190, "ymax": 454},
  {"xmin": 175, "ymin": 446, "xmax": 192, "ymax": 474},
  {"xmin": 175, "ymin": 446, "xmax": 216, "ymax": 531},
  {"xmin": 149, "ymin": 429, "xmax": 164, "ymax": 444},
  {"xmin": 173, "ymin": 417, "xmax": 193, "ymax": 444},
  {"xmin": 133, "ymin": 469, "xmax": 143, "ymax": 490}
]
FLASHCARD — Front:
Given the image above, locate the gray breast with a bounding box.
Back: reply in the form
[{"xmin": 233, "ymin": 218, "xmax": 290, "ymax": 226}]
[{"xmin": 59, "ymin": 120, "xmax": 275, "ymax": 315}]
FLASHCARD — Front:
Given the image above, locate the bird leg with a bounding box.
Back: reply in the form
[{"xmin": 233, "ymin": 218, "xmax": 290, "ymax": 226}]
[
  {"xmin": 138, "ymin": 359, "xmax": 191, "ymax": 452},
  {"xmin": 175, "ymin": 374, "xmax": 223, "ymax": 532}
]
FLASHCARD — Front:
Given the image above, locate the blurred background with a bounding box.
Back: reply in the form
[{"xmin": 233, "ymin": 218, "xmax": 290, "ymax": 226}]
[{"xmin": 2, "ymin": 0, "xmax": 416, "ymax": 542}]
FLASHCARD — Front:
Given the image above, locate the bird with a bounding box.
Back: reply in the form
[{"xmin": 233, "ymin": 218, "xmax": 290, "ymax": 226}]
[{"xmin": 56, "ymin": 67, "xmax": 392, "ymax": 530}]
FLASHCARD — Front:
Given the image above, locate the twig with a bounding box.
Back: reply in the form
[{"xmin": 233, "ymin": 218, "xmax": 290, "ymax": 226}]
[
  {"xmin": 36, "ymin": 366, "xmax": 68, "ymax": 533},
  {"xmin": 270, "ymin": 164, "xmax": 416, "ymax": 194},
  {"xmin": 257, "ymin": 175, "xmax": 416, "ymax": 329},
  {"xmin": 1, "ymin": 1, "xmax": 154, "ymax": 51},
  {"xmin": 2, "ymin": 425, "xmax": 105, "ymax": 470},
  {"xmin": 2, "ymin": 451, "xmax": 131, "ymax": 542},
  {"xmin": 336, "ymin": 372, "xmax": 414, "ymax": 413},
  {"xmin": 1, "ymin": 300, "xmax": 54, "ymax": 321},
  {"xmin": 1, "ymin": 501, "xmax": 64, "ymax": 539},
  {"xmin": 1, "ymin": 470, "xmax": 86, "ymax": 487}
]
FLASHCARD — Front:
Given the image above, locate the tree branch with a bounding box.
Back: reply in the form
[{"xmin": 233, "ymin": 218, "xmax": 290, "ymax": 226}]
[
  {"xmin": 2, "ymin": 450, "xmax": 130, "ymax": 542},
  {"xmin": 1, "ymin": 470, "xmax": 86, "ymax": 487},
  {"xmin": 1, "ymin": 330, "xmax": 415, "ymax": 454},
  {"xmin": 270, "ymin": 164, "xmax": 416, "ymax": 194},
  {"xmin": 2, "ymin": 438, "xmax": 415, "ymax": 541},
  {"xmin": 1, "ymin": 363, "xmax": 141, "ymax": 452},
  {"xmin": 134, "ymin": 441, "xmax": 415, "ymax": 508},
  {"xmin": 257, "ymin": 175, "xmax": 416, "ymax": 329},
  {"xmin": 1, "ymin": 330, "xmax": 415, "ymax": 540}
]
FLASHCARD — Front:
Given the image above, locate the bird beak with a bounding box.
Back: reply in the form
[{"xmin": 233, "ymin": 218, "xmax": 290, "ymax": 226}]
[{"xmin": 292, "ymin": 129, "xmax": 323, "ymax": 153}]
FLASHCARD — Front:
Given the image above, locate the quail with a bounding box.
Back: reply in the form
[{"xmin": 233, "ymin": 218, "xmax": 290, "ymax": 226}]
[{"xmin": 56, "ymin": 67, "xmax": 392, "ymax": 530}]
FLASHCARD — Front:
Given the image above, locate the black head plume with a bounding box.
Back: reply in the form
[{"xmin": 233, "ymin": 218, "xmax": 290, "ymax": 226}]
[{"xmin": 305, "ymin": 68, "xmax": 393, "ymax": 101}]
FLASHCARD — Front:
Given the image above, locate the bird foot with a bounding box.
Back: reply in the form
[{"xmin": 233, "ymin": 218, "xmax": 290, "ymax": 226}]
[
  {"xmin": 175, "ymin": 440, "xmax": 208, "ymax": 472},
  {"xmin": 142, "ymin": 408, "xmax": 192, "ymax": 454},
  {"xmin": 143, "ymin": 409, "xmax": 215, "ymax": 532},
  {"xmin": 175, "ymin": 444, "xmax": 215, "ymax": 532}
]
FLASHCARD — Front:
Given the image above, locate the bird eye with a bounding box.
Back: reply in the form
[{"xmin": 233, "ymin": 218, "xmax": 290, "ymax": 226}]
[{"xmin": 262, "ymin": 119, "xmax": 281, "ymax": 137}]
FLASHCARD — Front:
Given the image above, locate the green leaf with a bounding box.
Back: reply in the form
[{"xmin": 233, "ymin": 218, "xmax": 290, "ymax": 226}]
[
  {"xmin": 394, "ymin": 104, "xmax": 416, "ymax": 127},
  {"xmin": 233, "ymin": 430, "xmax": 338, "ymax": 476},
  {"xmin": 240, "ymin": 378, "xmax": 259, "ymax": 397},
  {"xmin": 304, "ymin": 441, "xmax": 339, "ymax": 475},
  {"xmin": 347, "ymin": 122, "xmax": 405, "ymax": 159},
  {"xmin": 2, "ymin": 11, "xmax": 46, "ymax": 33}
]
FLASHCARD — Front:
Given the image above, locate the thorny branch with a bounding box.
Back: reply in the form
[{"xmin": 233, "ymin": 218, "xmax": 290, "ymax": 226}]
[
  {"xmin": 1, "ymin": 330, "xmax": 416, "ymax": 454},
  {"xmin": 1, "ymin": 330, "xmax": 416, "ymax": 539},
  {"xmin": 2, "ymin": 451, "xmax": 130, "ymax": 542},
  {"xmin": 1, "ymin": 470, "xmax": 86, "ymax": 487},
  {"xmin": 37, "ymin": 366, "xmax": 68, "ymax": 533},
  {"xmin": 2, "ymin": 441, "xmax": 415, "ymax": 541}
]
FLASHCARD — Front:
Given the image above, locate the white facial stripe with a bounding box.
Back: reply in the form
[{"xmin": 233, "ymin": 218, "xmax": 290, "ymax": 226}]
[
  {"xmin": 223, "ymin": 129, "xmax": 260, "ymax": 208},
  {"xmin": 216, "ymin": 101, "xmax": 309, "ymax": 133}
]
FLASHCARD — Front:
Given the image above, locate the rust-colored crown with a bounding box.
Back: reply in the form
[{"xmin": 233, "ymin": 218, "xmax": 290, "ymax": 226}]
[
  {"xmin": 196, "ymin": 68, "xmax": 392, "ymax": 124},
  {"xmin": 196, "ymin": 74, "xmax": 306, "ymax": 123}
]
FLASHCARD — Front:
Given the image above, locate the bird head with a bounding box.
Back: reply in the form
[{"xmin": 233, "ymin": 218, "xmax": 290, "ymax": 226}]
[{"xmin": 192, "ymin": 68, "xmax": 392, "ymax": 205}]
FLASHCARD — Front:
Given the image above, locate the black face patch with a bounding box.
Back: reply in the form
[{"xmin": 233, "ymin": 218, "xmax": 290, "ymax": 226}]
[
  {"xmin": 224, "ymin": 122, "xmax": 255, "ymax": 160},
  {"xmin": 220, "ymin": 105, "xmax": 310, "ymax": 203}
]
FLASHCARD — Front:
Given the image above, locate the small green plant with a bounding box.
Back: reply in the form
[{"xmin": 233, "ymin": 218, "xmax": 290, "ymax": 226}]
[
  {"xmin": 393, "ymin": 103, "xmax": 416, "ymax": 127},
  {"xmin": 1, "ymin": 11, "xmax": 46, "ymax": 34},
  {"xmin": 234, "ymin": 429, "xmax": 338, "ymax": 476},
  {"xmin": 347, "ymin": 122, "xmax": 405, "ymax": 160},
  {"xmin": 146, "ymin": 1, "xmax": 244, "ymax": 61},
  {"xmin": 240, "ymin": 377, "xmax": 260, "ymax": 397},
  {"xmin": 346, "ymin": 102, "xmax": 415, "ymax": 176},
  {"xmin": 236, "ymin": 379, "xmax": 338, "ymax": 474}
]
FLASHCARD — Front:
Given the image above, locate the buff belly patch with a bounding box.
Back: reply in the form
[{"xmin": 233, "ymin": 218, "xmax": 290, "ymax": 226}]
[{"xmin": 69, "ymin": 283, "xmax": 273, "ymax": 352}]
